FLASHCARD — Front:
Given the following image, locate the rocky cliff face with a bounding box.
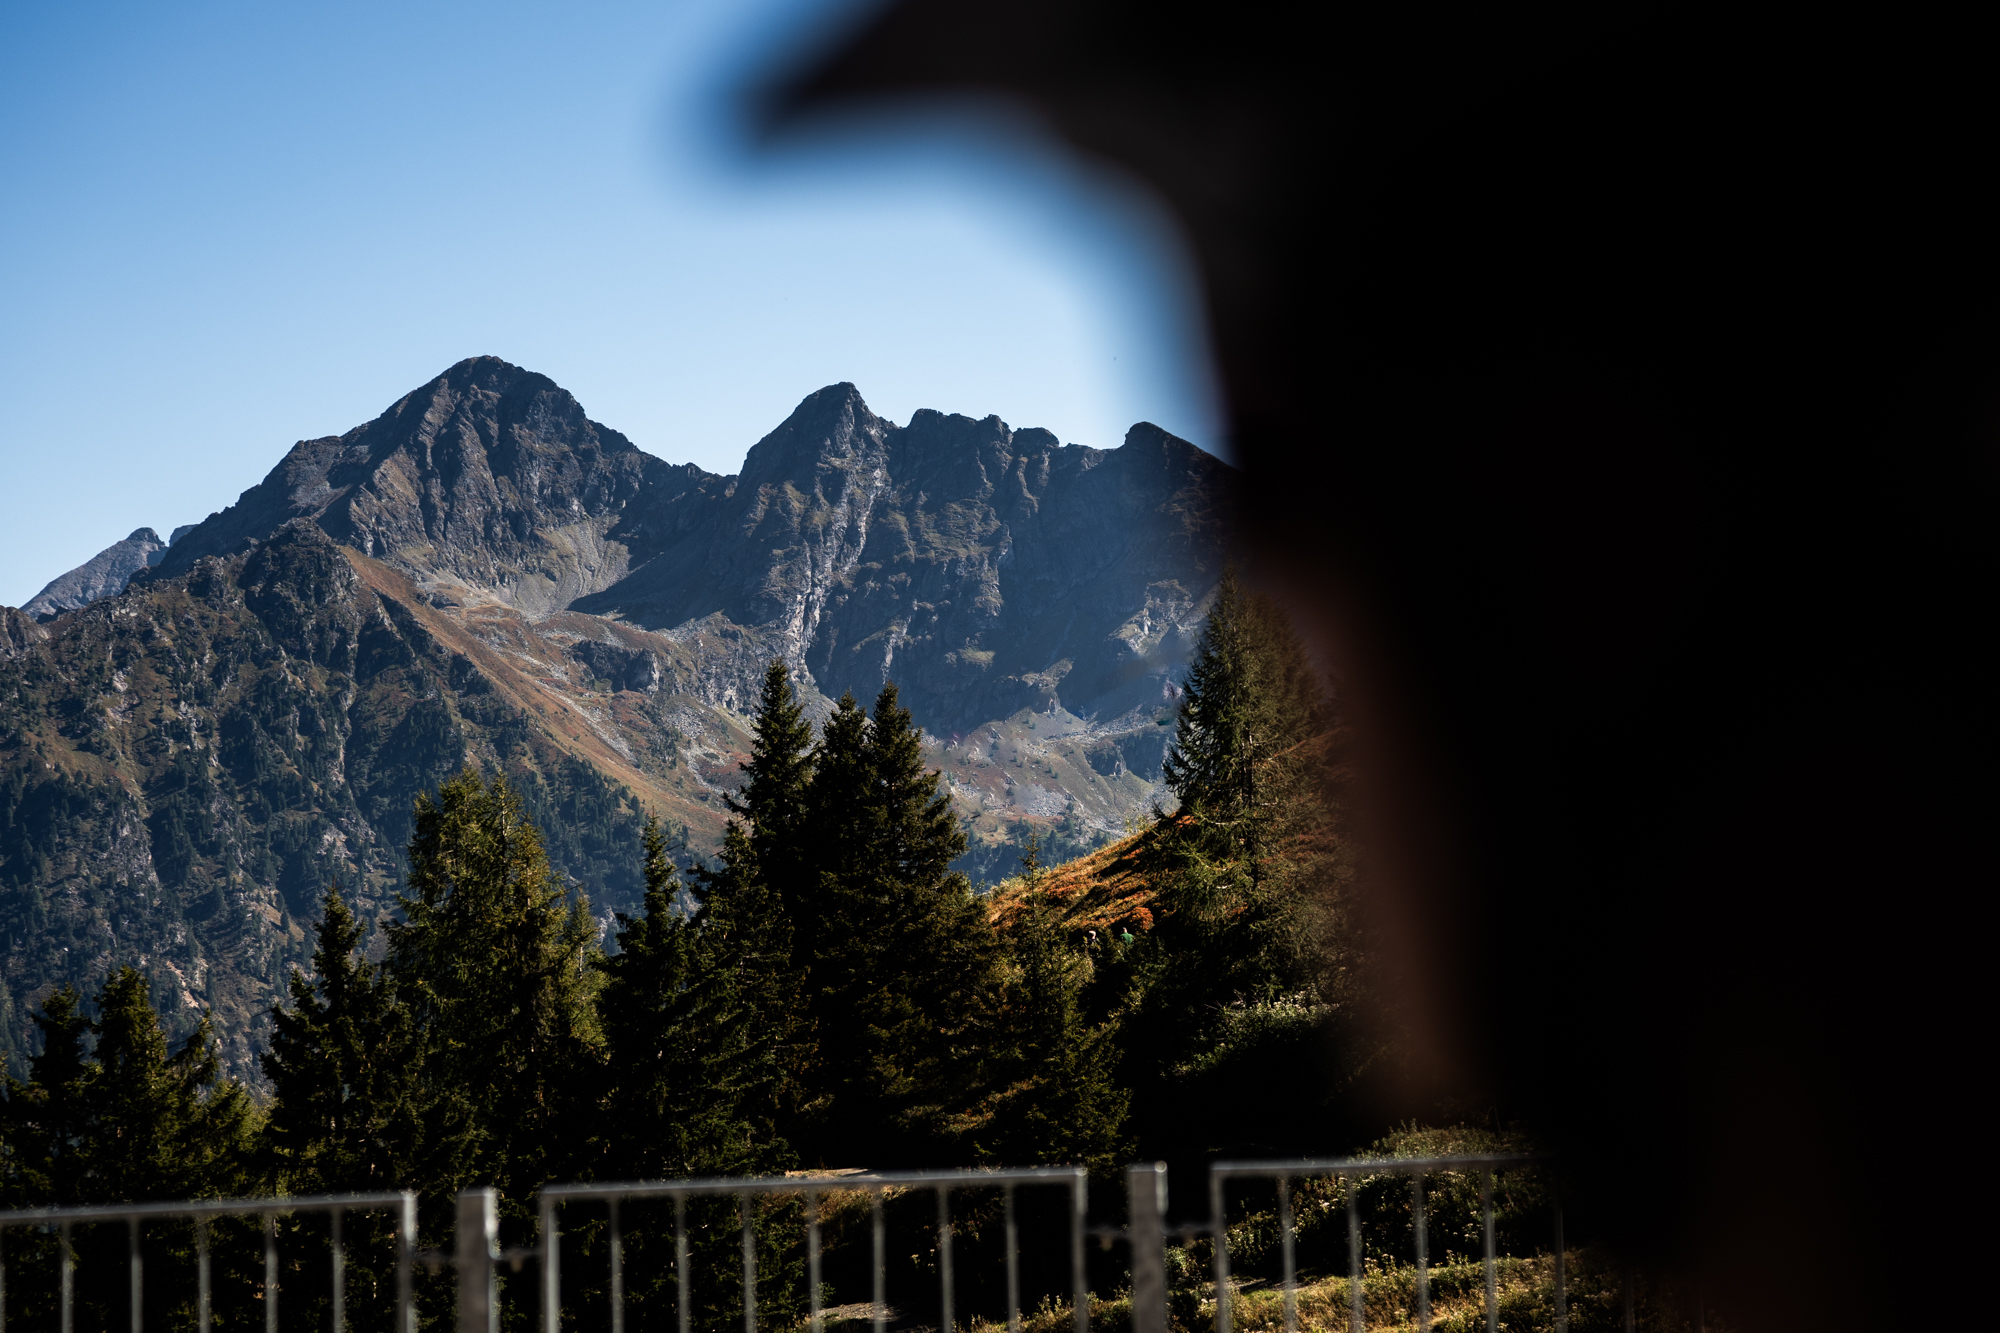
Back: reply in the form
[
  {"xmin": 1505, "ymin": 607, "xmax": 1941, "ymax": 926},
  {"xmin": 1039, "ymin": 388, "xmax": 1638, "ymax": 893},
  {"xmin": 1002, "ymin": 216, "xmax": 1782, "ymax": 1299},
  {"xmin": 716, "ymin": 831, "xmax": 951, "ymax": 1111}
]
[
  {"xmin": 24, "ymin": 528, "xmax": 168, "ymax": 620},
  {"xmin": 154, "ymin": 359, "xmax": 714, "ymax": 620},
  {"xmin": 1, "ymin": 358, "xmax": 1233, "ymax": 1079},
  {"xmin": 577, "ymin": 381, "xmax": 1230, "ymax": 733}
]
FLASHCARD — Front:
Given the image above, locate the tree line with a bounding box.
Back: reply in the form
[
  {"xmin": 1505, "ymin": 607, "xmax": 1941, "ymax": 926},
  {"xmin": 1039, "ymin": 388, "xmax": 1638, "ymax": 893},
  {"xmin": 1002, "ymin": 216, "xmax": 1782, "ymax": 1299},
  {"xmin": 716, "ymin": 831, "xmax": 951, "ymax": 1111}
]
[{"xmin": 0, "ymin": 568, "xmax": 1349, "ymax": 1322}]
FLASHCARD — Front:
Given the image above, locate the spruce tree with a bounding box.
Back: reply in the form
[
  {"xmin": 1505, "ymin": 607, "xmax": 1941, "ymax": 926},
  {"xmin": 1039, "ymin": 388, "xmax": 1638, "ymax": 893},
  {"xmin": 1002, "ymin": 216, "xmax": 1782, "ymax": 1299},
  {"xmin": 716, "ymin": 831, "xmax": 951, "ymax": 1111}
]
[
  {"xmin": 728, "ymin": 660, "xmax": 816, "ymax": 898},
  {"xmin": 263, "ymin": 887, "xmax": 465, "ymax": 1195},
  {"xmin": 1163, "ymin": 566, "xmax": 1259, "ymax": 820},
  {"xmin": 795, "ymin": 684, "xmax": 998, "ymax": 1165},
  {"xmin": 599, "ymin": 817, "xmax": 785, "ymax": 1177},
  {"xmin": 1, "ymin": 984, "xmax": 95, "ymax": 1204},
  {"xmin": 695, "ymin": 658, "xmax": 811, "ymax": 1114},
  {"xmin": 595, "ymin": 818, "xmax": 801, "ymax": 1333},
  {"xmin": 388, "ymin": 767, "xmax": 601, "ymax": 1215},
  {"xmin": 1, "ymin": 970, "xmax": 254, "ymax": 1205},
  {"xmin": 978, "ymin": 843, "xmax": 1129, "ymax": 1172},
  {"xmin": 1128, "ymin": 572, "xmax": 1340, "ymax": 1157}
]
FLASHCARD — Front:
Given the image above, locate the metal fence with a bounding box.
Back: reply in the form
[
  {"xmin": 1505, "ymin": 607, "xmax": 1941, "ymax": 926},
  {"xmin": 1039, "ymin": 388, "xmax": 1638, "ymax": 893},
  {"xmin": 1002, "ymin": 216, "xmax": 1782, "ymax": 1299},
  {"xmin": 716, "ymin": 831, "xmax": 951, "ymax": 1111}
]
[
  {"xmin": 0, "ymin": 1191, "xmax": 416, "ymax": 1333},
  {"xmin": 1203, "ymin": 1154, "xmax": 1555, "ymax": 1333},
  {"xmin": 526, "ymin": 1167, "xmax": 1089, "ymax": 1333},
  {"xmin": 0, "ymin": 1154, "xmax": 1565, "ymax": 1333}
]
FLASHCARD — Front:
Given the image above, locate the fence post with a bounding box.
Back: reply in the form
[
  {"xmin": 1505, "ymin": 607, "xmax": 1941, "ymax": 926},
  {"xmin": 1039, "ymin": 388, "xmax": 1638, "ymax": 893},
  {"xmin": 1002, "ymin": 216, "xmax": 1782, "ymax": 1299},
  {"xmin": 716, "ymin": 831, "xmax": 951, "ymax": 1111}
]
[
  {"xmin": 398, "ymin": 1193, "xmax": 419, "ymax": 1333},
  {"xmin": 1127, "ymin": 1163, "xmax": 1169, "ymax": 1333},
  {"xmin": 458, "ymin": 1190, "xmax": 499, "ymax": 1333}
]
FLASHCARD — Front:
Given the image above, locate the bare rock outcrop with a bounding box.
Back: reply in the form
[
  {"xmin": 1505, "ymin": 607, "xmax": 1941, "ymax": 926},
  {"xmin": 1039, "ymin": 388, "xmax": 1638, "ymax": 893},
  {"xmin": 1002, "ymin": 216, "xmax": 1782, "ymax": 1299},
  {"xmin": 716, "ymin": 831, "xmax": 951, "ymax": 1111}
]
[{"xmin": 23, "ymin": 528, "xmax": 168, "ymax": 620}]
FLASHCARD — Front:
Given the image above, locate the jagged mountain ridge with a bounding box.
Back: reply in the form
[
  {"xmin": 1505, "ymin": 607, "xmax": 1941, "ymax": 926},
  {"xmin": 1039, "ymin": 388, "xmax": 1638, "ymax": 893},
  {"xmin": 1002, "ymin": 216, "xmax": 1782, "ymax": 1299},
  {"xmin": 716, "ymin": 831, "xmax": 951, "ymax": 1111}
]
[
  {"xmin": 24, "ymin": 529, "xmax": 169, "ymax": 620},
  {"xmin": 2, "ymin": 358, "xmax": 1232, "ymax": 1079},
  {"xmin": 151, "ymin": 358, "xmax": 1230, "ymax": 732}
]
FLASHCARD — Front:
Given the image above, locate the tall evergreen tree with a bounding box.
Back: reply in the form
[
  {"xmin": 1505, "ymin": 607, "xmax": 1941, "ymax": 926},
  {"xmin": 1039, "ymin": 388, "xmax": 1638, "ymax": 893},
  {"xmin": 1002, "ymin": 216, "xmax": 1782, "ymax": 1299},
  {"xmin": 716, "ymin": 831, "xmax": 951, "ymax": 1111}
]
[
  {"xmin": 793, "ymin": 684, "xmax": 999, "ymax": 1165},
  {"xmin": 388, "ymin": 767, "xmax": 601, "ymax": 1214},
  {"xmin": 595, "ymin": 817, "xmax": 801, "ymax": 1333},
  {"xmin": 263, "ymin": 887, "xmax": 466, "ymax": 1195},
  {"xmin": 1125, "ymin": 573, "xmax": 1341, "ymax": 1156},
  {"xmin": 0, "ymin": 984, "xmax": 93, "ymax": 1206},
  {"xmin": 599, "ymin": 816, "xmax": 786, "ymax": 1178},
  {"xmin": 1, "ymin": 969, "xmax": 254, "ymax": 1205},
  {"xmin": 728, "ymin": 659, "xmax": 816, "ymax": 891},
  {"xmin": 976, "ymin": 842, "xmax": 1129, "ymax": 1172},
  {"xmin": 1163, "ymin": 566, "xmax": 1260, "ymax": 819},
  {"xmin": 696, "ymin": 659, "xmax": 812, "ymax": 1119}
]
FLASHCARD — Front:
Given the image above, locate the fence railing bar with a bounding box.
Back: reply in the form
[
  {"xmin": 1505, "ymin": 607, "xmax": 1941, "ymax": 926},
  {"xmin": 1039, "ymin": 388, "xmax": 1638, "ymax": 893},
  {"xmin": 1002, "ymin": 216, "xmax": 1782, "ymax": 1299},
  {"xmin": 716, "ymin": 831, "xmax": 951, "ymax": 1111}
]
[
  {"xmin": 331, "ymin": 1206, "xmax": 345, "ymax": 1333},
  {"xmin": 398, "ymin": 1192, "xmax": 418, "ymax": 1333},
  {"xmin": 58, "ymin": 1219, "xmax": 71, "ymax": 1333},
  {"xmin": 807, "ymin": 1191, "xmax": 823, "ymax": 1333},
  {"xmin": 0, "ymin": 1192, "xmax": 411, "ymax": 1228},
  {"xmin": 610, "ymin": 1196, "xmax": 625, "ymax": 1333},
  {"xmin": 1481, "ymin": 1169, "xmax": 1496, "ymax": 1333},
  {"xmin": 1271, "ymin": 1176, "xmax": 1294, "ymax": 1333},
  {"xmin": 1003, "ymin": 1183, "xmax": 1020, "ymax": 1333},
  {"xmin": 1209, "ymin": 1170, "xmax": 1230, "ymax": 1333},
  {"xmin": 263, "ymin": 1212, "xmax": 278, "ymax": 1333},
  {"xmin": 1070, "ymin": 1173, "xmax": 1088, "ymax": 1333},
  {"xmin": 1345, "ymin": 1172, "xmax": 1362, "ymax": 1333},
  {"xmin": 1553, "ymin": 1203, "xmax": 1566, "ymax": 1333},
  {"xmin": 130, "ymin": 1217, "xmax": 145, "ymax": 1333},
  {"xmin": 58, "ymin": 1220, "xmax": 71, "ymax": 1333},
  {"xmin": 739, "ymin": 1194, "xmax": 757, "ymax": 1333},
  {"xmin": 937, "ymin": 1185, "xmax": 955, "ymax": 1333},
  {"xmin": 1413, "ymin": 1174, "xmax": 1429, "ymax": 1333},
  {"xmin": 675, "ymin": 1194, "xmax": 690, "ymax": 1333},
  {"xmin": 870, "ymin": 1191, "xmax": 886, "ymax": 1333},
  {"xmin": 1129, "ymin": 1165, "xmax": 1171, "ymax": 1333},
  {"xmin": 604, "ymin": 1192, "xmax": 620, "ymax": 1328},
  {"xmin": 197, "ymin": 1218, "xmax": 211, "ymax": 1333},
  {"xmin": 1, "ymin": 1221, "xmax": 8, "ymax": 1333},
  {"xmin": 539, "ymin": 1194, "xmax": 560, "ymax": 1333}
]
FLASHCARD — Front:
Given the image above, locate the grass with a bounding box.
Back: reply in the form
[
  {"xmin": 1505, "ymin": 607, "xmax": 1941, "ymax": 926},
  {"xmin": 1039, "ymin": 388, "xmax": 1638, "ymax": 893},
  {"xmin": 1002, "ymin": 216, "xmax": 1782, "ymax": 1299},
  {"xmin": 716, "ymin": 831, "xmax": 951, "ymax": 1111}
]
[{"xmin": 938, "ymin": 1250, "xmax": 1724, "ymax": 1333}]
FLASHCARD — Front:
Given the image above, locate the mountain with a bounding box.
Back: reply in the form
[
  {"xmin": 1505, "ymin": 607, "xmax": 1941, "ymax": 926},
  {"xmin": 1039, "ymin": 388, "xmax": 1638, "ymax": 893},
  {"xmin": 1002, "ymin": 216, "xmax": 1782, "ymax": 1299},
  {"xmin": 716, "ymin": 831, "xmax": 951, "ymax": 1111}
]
[
  {"xmin": 0, "ymin": 357, "xmax": 1232, "ymax": 1078},
  {"xmin": 24, "ymin": 528, "xmax": 169, "ymax": 620}
]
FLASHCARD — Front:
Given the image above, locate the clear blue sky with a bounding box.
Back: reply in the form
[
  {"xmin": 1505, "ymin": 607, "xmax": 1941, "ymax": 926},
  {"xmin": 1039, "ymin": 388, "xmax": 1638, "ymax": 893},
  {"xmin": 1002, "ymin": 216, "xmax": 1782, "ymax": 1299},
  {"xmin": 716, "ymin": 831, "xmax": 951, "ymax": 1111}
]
[{"xmin": 0, "ymin": 0, "xmax": 1220, "ymax": 609}]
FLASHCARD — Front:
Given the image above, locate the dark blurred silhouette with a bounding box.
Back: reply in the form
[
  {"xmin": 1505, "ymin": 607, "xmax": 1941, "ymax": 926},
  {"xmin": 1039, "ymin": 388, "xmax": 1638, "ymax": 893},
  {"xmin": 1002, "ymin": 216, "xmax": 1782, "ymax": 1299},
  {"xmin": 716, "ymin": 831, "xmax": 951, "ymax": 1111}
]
[{"xmin": 763, "ymin": 6, "xmax": 1990, "ymax": 1330}]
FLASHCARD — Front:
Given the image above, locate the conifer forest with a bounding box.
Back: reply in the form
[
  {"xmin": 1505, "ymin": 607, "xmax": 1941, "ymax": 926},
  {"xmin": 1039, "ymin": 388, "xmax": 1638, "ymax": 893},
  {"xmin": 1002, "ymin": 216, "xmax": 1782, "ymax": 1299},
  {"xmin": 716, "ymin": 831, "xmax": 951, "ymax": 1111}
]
[{"xmin": 0, "ymin": 572, "xmax": 1391, "ymax": 1332}]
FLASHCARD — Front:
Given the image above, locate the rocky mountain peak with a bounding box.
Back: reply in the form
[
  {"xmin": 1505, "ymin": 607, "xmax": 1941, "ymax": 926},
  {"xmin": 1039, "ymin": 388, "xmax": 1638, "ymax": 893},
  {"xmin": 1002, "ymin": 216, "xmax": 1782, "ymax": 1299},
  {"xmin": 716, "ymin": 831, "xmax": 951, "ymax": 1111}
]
[
  {"xmin": 737, "ymin": 382, "xmax": 892, "ymax": 491},
  {"xmin": 1, "ymin": 363, "xmax": 1241, "ymax": 1082},
  {"xmin": 149, "ymin": 357, "xmax": 675, "ymax": 619},
  {"xmin": 22, "ymin": 526, "xmax": 169, "ymax": 620}
]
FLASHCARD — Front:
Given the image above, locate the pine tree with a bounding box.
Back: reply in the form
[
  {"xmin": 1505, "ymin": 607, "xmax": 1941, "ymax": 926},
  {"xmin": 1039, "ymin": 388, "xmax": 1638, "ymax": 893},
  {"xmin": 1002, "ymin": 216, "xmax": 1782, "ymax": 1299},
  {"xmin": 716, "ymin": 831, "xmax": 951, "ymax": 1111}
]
[
  {"xmin": 0, "ymin": 972, "xmax": 257, "ymax": 1332},
  {"xmin": 388, "ymin": 767, "xmax": 601, "ymax": 1216},
  {"xmin": 1159, "ymin": 565, "xmax": 1329, "ymax": 897},
  {"xmin": 794, "ymin": 685, "xmax": 999, "ymax": 1165},
  {"xmin": 1, "ymin": 970, "xmax": 254, "ymax": 1205},
  {"xmin": 1163, "ymin": 565, "xmax": 1260, "ymax": 821},
  {"xmin": 695, "ymin": 658, "xmax": 811, "ymax": 1119},
  {"xmin": 598, "ymin": 817, "xmax": 784, "ymax": 1178},
  {"xmin": 978, "ymin": 840, "xmax": 1129, "ymax": 1172},
  {"xmin": 728, "ymin": 659, "xmax": 816, "ymax": 901},
  {"xmin": 595, "ymin": 817, "xmax": 800, "ymax": 1333},
  {"xmin": 1125, "ymin": 572, "xmax": 1341, "ymax": 1157},
  {"xmin": 263, "ymin": 887, "xmax": 465, "ymax": 1195},
  {"xmin": 1, "ymin": 984, "xmax": 95, "ymax": 1205}
]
